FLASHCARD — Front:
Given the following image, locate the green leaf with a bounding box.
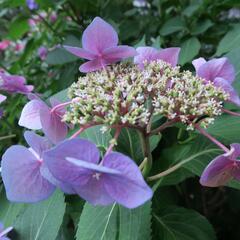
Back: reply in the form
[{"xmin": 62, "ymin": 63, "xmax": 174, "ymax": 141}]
[
  {"xmin": 0, "ymin": 188, "xmax": 26, "ymax": 227},
  {"xmin": 76, "ymin": 202, "xmax": 151, "ymax": 240},
  {"xmin": 179, "ymin": 37, "xmax": 201, "ymax": 65},
  {"xmin": 46, "ymin": 48, "xmax": 78, "ymax": 65},
  {"xmin": 207, "ymin": 115, "xmax": 240, "ymax": 144},
  {"xmin": 216, "ymin": 24, "xmax": 240, "ymax": 56},
  {"xmin": 51, "ymin": 89, "xmax": 69, "ymax": 102},
  {"xmin": 191, "ymin": 19, "xmax": 213, "ymax": 35},
  {"xmin": 80, "ymin": 125, "xmax": 112, "ymax": 149},
  {"xmin": 117, "ymin": 128, "xmax": 161, "ymax": 163},
  {"xmin": 8, "ymin": 17, "xmax": 30, "ymax": 40},
  {"xmin": 182, "ymin": 3, "xmax": 200, "ymax": 17},
  {"xmin": 225, "ymin": 47, "xmax": 240, "ymax": 93},
  {"xmin": 14, "ymin": 191, "xmax": 66, "ymax": 240},
  {"xmin": 160, "ymin": 17, "xmax": 186, "ymax": 36},
  {"xmin": 153, "ymin": 206, "xmax": 216, "ymax": 240},
  {"xmin": 151, "ymin": 36, "xmax": 162, "ymax": 48}
]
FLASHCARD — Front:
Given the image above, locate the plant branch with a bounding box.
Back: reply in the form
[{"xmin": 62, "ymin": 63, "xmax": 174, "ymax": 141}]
[
  {"xmin": 148, "ymin": 118, "xmax": 177, "ymax": 136},
  {"xmin": 147, "ymin": 149, "xmax": 221, "ymax": 181}
]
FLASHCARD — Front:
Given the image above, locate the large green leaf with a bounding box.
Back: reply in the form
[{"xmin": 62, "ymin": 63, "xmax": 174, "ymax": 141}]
[
  {"xmin": 179, "ymin": 37, "xmax": 201, "ymax": 65},
  {"xmin": 14, "ymin": 191, "xmax": 66, "ymax": 240},
  {"xmin": 0, "ymin": 188, "xmax": 26, "ymax": 227},
  {"xmin": 160, "ymin": 17, "xmax": 186, "ymax": 36},
  {"xmin": 8, "ymin": 17, "xmax": 30, "ymax": 40},
  {"xmin": 76, "ymin": 202, "xmax": 151, "ymax": 240},
  {"xmin": 153, "ymin": 206, "xmax": 216, "ymax": 240},
  {"xmin": 207, "ymin": 115, "xmax": 240, "ymax": 144},
  {"xmin": 191, "ymin": 19, "xmax": 213, "ymax": 35},
  {"xmin": 216, "ymin": 24, "xmax": 240, "ymax": 56},
  {"xmin": 46, "ymin": 48, "xmax": 78, "ymax": 65},
  {"xmin": 225, "ymin": 47, "xmax": 240, "ymax": 94}
]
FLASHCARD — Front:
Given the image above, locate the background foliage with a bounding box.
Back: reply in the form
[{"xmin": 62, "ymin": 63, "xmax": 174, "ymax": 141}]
[{"xmin": 1, "ymin": 0, "xmax": 240, "ymax": 239}]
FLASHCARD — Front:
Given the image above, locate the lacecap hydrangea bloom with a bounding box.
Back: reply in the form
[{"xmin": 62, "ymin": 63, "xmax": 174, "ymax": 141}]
[{"xmin": 2, "ymin": 16, "xmax": 240, "ymax": 210}]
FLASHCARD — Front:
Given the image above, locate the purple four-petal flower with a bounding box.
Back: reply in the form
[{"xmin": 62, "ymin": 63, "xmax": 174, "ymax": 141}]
[
  {"xmin": 43, "ymin": 139, "xmax": 153, "ymax": 209},
  {"xmin": 64, "ymin": 17, "xmax": 137, "ymax": 73},
  {"xmin": 192, "ymin": 57, "xmax": 240, "ymax": 106},
  {"xmin": 200, "ymin": 144, "xmax": 240, "ymax": 187}
]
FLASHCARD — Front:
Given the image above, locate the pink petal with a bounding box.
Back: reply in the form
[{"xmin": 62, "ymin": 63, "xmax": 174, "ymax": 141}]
[
  {"xmin": 0, "ymin": 94, "xmax": 6, "ymax": 103},
  {"xmin": 156, "ymin": 47, "xmax": 181, "ymax": 67},
  {"xmin": 79, "ymin": 58, "xmax": 106, "ymax": 73},
  {"xmin": 134, "ymin": 47, "xmax": 180, "ymax": 69},
  {"xmin": 229, "ymin": 143, "xmax": 240, "ymax": 159},
  {"xmin": 1, "ymin": 145, "xmax": 55, "ymax": 203},
  {"xmin": 24, "ymin": 131, "xmax": 52, "ymax": 158},
  {"xmin": 192, "ymin": 57, "xmax": 206, "ymax": 72},
  {"xmin": 102, "ymin": 152, "xmax": 153, "ymax": 208},
  {"xmin": 103, "ymin": 45, "xmax": 137, "ymax": 61},
  {"xmin": 43, "ymin": 139, "xmax": 100, "ymax": 184},
  {"xmin": 200, "ymin": 155, "xmax": 233, "ymax": 187},
  {"xmin": 214, "ymin": 77, "xmax": 240, "ymax": 106},
  {"xmin": 18, "ymin": 100, "xmax": 48, "ymax": 130},
  {"xmin": 134, "ymin": 47, "xmax": 159, "ymax": 68},
  {"xmin": 82, "ymin": 17, "xmax": 118, "ymax": 54},
  {"xmin": 198, "ymin": 57, "xmax": 235, "ymax": 83},
  {"xmin": 40, "ymin": 107, "xmax": 68, "ymax": 144},
  {"xmin": 63, "ymin": 46, "xmax": 96, "ymax": 60}
]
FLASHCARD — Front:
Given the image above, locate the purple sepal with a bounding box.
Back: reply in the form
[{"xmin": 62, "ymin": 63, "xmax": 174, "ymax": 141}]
[{"xmin": 63, "ymin": 17, "xmax": 137, "ymax": 73}]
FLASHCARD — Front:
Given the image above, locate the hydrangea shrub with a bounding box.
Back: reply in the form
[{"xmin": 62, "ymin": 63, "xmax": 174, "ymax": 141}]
[{"xmin": 1, "ymin": 1, "xmax": 240, "ymax": 239}]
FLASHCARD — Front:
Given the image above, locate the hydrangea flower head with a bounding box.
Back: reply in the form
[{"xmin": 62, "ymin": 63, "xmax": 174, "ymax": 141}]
[
  {"xmin": 64, "ymin": 17, "xmax": 137, "ymax": 72},
  {"xmin": 192, "ymin": 57, "xmax": 240, "ymax": 106},
  {"xmin": 64, "ymin": 60, "xmax": 227, "ymax": 130},
  {"xmin": 43, "ymin": 139, "xmax": 153, "ymax": 208},
  {"xmin": 200, "ymin": 144, "xmax": 240, "ymax": 187}
]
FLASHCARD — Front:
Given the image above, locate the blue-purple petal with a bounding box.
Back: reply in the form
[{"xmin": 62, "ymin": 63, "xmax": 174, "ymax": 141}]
[{"xmin": 1, "ymin": 146, "xmax": 55, "ymax": 203}]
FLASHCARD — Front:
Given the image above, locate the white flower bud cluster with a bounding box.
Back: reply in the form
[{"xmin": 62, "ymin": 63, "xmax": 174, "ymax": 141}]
[
  {"xmin": 148, "ymin": 61, "xmax": 228, "ymax": 127},
  {"xmin": 64, "ymin": 63, "xmax": 151, "ymax": 126},
  {"xmin": 64, "ymin": 60, "xmax": 228, "ymax": 129}
]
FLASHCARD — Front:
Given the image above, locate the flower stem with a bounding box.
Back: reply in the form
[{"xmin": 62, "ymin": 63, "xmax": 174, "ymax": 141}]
[
  {"xmin": 105, "ymin": 127, "xmax": 122, "ymax": 156},
  {"xmin": 195, "ymin": 125, "xmax": 229, "ymax": 153},
  {"xmin": 70, "ymin": 124, "xmax": 93, "ymax": 139},
  {"xmin": 147, "ymin": 149, "xmax": 220, "ymax": 181},
  {"xmin": 223, "ymin": 108, "xmax": 240, "ymax": 117},
  {"xmin": 149, "ymin": 118, "xmax": 177, "ymax": 136},
  {"xmin": 51, "ymin": 98, "xmax": 78, "ymax": 113},
  {"xmin": 0, "ymin": 134, "xmax": 16, "ymax": 141},
  {"xmin": 139, "ymin": 131, "xmax": 152, "ymax": 177}
]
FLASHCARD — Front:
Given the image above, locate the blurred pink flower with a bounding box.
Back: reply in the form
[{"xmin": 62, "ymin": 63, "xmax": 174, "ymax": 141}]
[
  {"xmin": 50, "ymin": 12, "xmax": 57, "ymax": 23},
  {"xmin": 0, "ymin": 40, "xmax": 11, "ymax": 51},
  {"xmin": 38, "ymin": 46, "xmax": 48, "ymax": 60}
]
